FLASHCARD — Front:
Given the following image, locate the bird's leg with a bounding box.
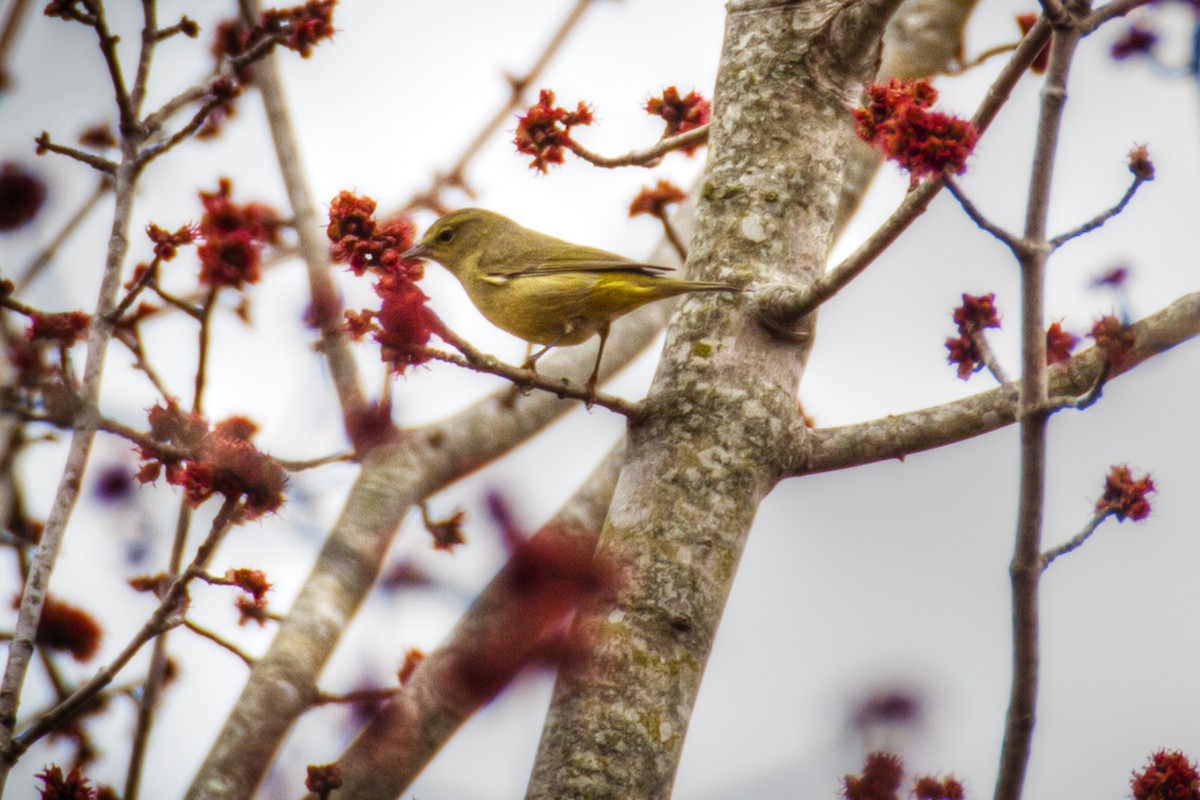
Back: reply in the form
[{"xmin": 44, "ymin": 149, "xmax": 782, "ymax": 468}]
[
  {"xmin": 506, "ymin": 324, "xmax": 575, "ymax": 406},
  {"xmin": 503, "ymin": 344, "xmax": 538, "ymax": 407},
  {"xmin": 585, "ymin": 323, "xmax": 610, "ymax": 410}
]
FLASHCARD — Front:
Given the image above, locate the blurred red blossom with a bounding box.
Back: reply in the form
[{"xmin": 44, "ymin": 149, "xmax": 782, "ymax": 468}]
[
  {"xmin": 912, "ymin": 776, "xmax": 965, "ymax": 800},
  {"xmin": 1045, "ymin": 320, "xmax": 1078, "ymax": 365},
  {"xmin": 0, "ymin": 162, "xmax": 47, "ymax": 232},
  {"xmin": 27, "ymin": 311, "xmax": 90, "ymax": 347},
  {"xmin": 32, "ymin": 595, "xmax": 102, "ymax": 662},
  {"xmin": 629, "ymin": 180, "xmax": 687, "ymax": 219},
  {"xmin": 843, "ymin": 752, "xmax": 904, "ymax": 800},
  {"xmin": 196, "ymin": 179, "xmax": 280, "ymax": 289},
  {"xmin": 35, "ymin": 765, "xmax": 99, "ymax": 800},
  {"xmin": 137, "ymin": 401, "xmax": 285, "ymax": 517},
  {"xmin": 1090, "ymin": 314, "xmax": 1136, "ymax": 369},
  {"xmin": 1111, "ymin": 23, "xmax": 1159, "ymax": 61}
]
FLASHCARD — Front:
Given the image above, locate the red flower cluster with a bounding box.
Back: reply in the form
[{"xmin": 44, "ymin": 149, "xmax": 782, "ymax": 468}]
[
  {"xmin": 513, "ymin": 89, "xmax": 594, "ymax": 172},
  {"xmin": 212, "ymin": 0, "xmax": 336, "ymax": 63},
  {"xmin": 843, "ymin": 752, "xmax": 904, "ymax": 800},
  {"xmin": 27, "ymin": 311, "xmax": 90, "ymax": 347},
  {"xmin": 305, "ymin": 763, "xmax": 343, "ymax": 799},
  {"xmin": 137, "ymin": 402, "xmax": 286, "ymax": 518},
  {"xmin": 223, "ymin": 567, "xmax": 273, "ymax": 625},
  {"xmin": 328, "ymin": 192, "xmax": 436, "ymax": 374},
  {"xmin": 0, "ymin": 162, "xmax": 47, "ymax": 232},
  {"xmin": 1128, "ymin": 144, "xmax": 1155, "ymax": 181},
  {"xmin": 196, "ymin": 179, "xmax": 280, "ymax": 289},
  {"xmin": 259, "ymin": 0, "xmax": 336, "ymax": 57},
  {"xmin": 1045, "ymin": 320, "xmax": 1078, "ymax": 365},
  {"xmin": 645, "ymin": 87, "xmax": 711, "ymax": 153},
  {"xmin": 326, "ymin": 191, "xmax": 421, "ymax": 278},
  {"xmin": 1097, "ymin": 464, "xmax": 1155, "ymax": 522},
  {"xmin": 629, "ymin": 180, "xmax": 687, "ymax": 219},
  {"xmin": 843, "ymin": 752, "xmax": 963, "ymax": 800},
  {"xmin": 146, "ymin": 222, "xmax": 198, "ymax": 261},
  {"xmin": 1112, "ymin": 23, "xmax": 1159, "ymax": 61},
  {"xmin": 448, "ymin": 529, "xmax": 615, "ymax": 705},
  {"xmin": 35, "ymin": 765, "xmax": 101, "ymax": 800},
  {"xmin": 1132, "ymin": 750, "xmax": 1200, "ymax": 800},
  {"xmin": 33, "ymin": 595, "xmax": 102, "ymax": 662},
  {"xmin": 853, "ymin": 78, "xmax": 979, "ymax": 186},
  {"xmin": 944, "ymin": 292, "xmax": 1000, "ymax": 380},
  {"xmin": 1090, "ymin": 314, "xmax": 1136, "ymax": 370},
  {"xmin": 912, "ymin": 776, "xmax": 965, "ymax": 800}
]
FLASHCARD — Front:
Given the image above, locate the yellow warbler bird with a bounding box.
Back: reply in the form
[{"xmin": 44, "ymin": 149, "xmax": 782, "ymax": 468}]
[{"xmin": 402, "ymin": 208, "xmax": 740, "ymax": 402}]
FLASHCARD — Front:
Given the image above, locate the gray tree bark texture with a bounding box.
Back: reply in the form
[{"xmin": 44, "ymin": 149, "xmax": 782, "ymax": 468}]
[{"xmin": 524, "ymin": 1, "xmax": 906, "ymax": 797}]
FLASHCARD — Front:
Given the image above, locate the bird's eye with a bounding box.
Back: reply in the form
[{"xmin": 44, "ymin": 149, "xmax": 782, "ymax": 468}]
[{"xmin": 437, "ymin": 229, "xmax": 454, "ymax": 243}]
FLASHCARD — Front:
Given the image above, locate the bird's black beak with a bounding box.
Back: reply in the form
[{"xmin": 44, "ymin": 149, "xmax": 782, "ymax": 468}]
[{"xmin": 401, "ymin": 243, "xmax": 428, "ymax": 259}]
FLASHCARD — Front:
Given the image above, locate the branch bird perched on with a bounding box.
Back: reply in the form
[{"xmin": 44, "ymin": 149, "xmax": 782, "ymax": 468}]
[{"xmin": 403, "ymin": 208, "xmax": 741, "ymax": 405}]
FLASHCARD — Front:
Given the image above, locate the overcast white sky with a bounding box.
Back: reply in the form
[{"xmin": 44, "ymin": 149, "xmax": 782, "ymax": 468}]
[{"xmin": 0, "ymin": 1, "xmax": 1197, "ymax": 798}]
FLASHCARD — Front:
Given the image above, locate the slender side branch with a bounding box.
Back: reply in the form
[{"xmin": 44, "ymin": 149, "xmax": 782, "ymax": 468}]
[
  {"xmin": 182, "ymin": 620, "xmax": 256, "ymax": 668},
  {"xmin": 1040, "ymin": 510, "xmax": 1107, "ymax": 569},
  {"xmin": 34, "ymin": 133, "xmax": 116, "ymax": 174},
  {"xmin": 969, "ymin": 328, "xmax": 1014, "ymax": 386},
  {"xmin": 243, "ymin": 0, "xmax": 367, "ymax": 418},
  {"xmin": 400, "ymin": 0, "xmax": 596, "ymax": 212},
  {"xmin": 428, "ymin": 324, "xmax": 639, "ymax": 418},
  {"xmin": 15, "ymin": 178, "xmax": 111, "ymax": 292},
  {"xmin": 4, "ymin": 499, "xmax": 240, "ymax": 761},
  {"xmin": 1048, "ymin": 173, "xmax": 1149, "ymax": 249},
  {"xmin": 1084, "ymin": 0, "xmax": 1157, "ymax": 31},
  {"xmin": 944, "ymin": 175, "xmax": 1022, "ymax": 252},
  {"xmin": 793, "ymin": 292, "xmax": 1200, "ymax": 476},
  {"xmin": 567, "ymin": 125, "xmax": 710, "ymax": 169}
]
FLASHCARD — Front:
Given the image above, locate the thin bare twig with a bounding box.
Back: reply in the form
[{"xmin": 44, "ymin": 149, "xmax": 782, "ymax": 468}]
[
  {"xmin": 1084, "ymin": 0, "xmax": 1158, "ymax": 31},
  {"xmin": 431, "ymin": 324, "xmax": 640, "ymax": 418},
  {"xmin": 1041, "ymin": 510, "xmax": 1108, "ymax": 569},
  {"xmin": 15, "ymin": 178, "xmax": 112, "ymax": 293},
  {"xmin": 399, "ymin": 0, "xmax": 597, "ymax": 213},
  {"xmin": 5, "ymin": 498, "xmax": 241, "ymax": 762},
  {"xmin": 274, "ymin": 451, "xmax": 356, "ymax": 471},
  {"xmin": 192, "ymin": 288, "xmax": 217, "ymax": 415},
  {"xmin": 969, "ymin": 328, "xmax": 1014, "ymax": 386},
  {"xmin": 659, "ymin": 215, "xmax": 689, "ymax": 263},
  {"xmin": 183, "ymin": 620, "xmax": 255, "ymax": 668},
  {"xmin": 567, "ymin": 125, "xmax": 710, "ymax": 169},
  {"xmin": 947, "ymin": 41, "xmax": 1020, "ymax": 75},
  {"xmin": 1048, "ymin": 174, "xmax": 1149, "ymax": 250},
  {"xmin": 943, "ymin": 174, "xmax": 1022, "ymax": 253},
  {"xmin": 34, "ymin": 132, "xmax": 117, "ymax": 174},
  {"xmin": 241, "ymin": 0, "xmax": 367, "ymax": 421}
]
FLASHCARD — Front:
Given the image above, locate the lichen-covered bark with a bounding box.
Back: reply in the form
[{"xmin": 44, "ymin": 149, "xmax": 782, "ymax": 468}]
[{"xmin": 524, "ymin": 1, "xmax": 904, "ymax": 797}]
